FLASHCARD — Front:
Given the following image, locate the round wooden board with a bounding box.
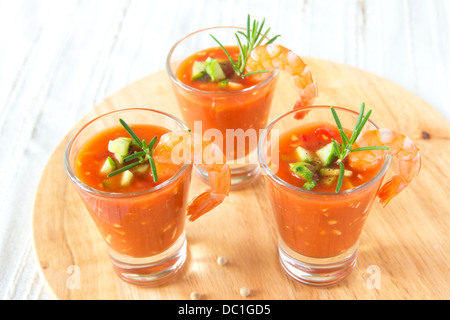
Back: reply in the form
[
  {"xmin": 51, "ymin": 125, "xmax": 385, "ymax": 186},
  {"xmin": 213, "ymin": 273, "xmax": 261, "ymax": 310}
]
[{"xmin": 33, "ymin": 58, "xmax": 450, "ymax": 300}]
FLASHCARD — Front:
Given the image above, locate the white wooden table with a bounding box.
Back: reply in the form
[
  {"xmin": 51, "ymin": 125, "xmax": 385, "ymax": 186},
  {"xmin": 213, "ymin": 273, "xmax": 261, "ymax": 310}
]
[{"xmin": 0, "ymin": 0, "xmax": 448, "ymax": 300}]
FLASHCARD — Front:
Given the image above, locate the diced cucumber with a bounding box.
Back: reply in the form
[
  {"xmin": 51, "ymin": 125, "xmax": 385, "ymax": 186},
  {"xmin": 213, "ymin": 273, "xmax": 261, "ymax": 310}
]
[
  {"xmin": 108, "ymin": 137, "xmax": 131, "ymax": 157},
  {"xmin": 302, "ymin": 180, "xmax": 317, "ymax": 191},
  {"xmin": 295, "ymin": 146, "xmax": 314, "ymax": 163},
  {"xmin": 121, "ymin": 170, "xmax": 133, "ymax": 187},
  {"xmin": 100, "ymin": 156, "xmax": 117, "ymax": 175},
  {"xmin": 290, "ymin": 162, "xmax": 321, "ymax": 191},
  {"xmin": 205, "ymin": 57, "xmax": 226, "ymax": 82},
  {"xmin": 227, "ymin": 81, "xmax": 244, "ymax": 90},
  {"xmin": 114, "ymin": 154, "xmax": 124, "ymax": 165},
  {"xmin": 133, "ymin": 163, "xmax": 149, "ymax": 174},
  {"xmin": 321, "ymin": 176, "xmax": 336, "ymax": 186},
  {"xmin": 319, "ymin": 168, "xmax": 352, "ymax": 177},
  {"xmin": 289, "ymin": 162, "xmax": 314, "ymax": 181},
  {"xmin": 218, "ymin": 79, "xmax": 229, "ymax": 89},
  {"xmin": 316, "ymin": 142, "xmax": 336, "ymax": 166},
  {"xmin": 191, "ymin": 61, "xmax": 206, "ymax": 80}
]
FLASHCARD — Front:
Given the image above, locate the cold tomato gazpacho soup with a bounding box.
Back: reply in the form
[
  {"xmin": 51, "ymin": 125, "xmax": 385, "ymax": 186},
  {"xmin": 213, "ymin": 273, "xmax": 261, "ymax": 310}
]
[
  {"xmin": 174, "ymin": 45, "xmax": 277, "ymax": 159},
  {"xmin": 75, "ymin": 124, "xmax": 191, "ymax": 258},
  {"xmin": 269, "ymin": 122, "xmax": 386, "ymax": 258},
  {"xmin": 176, "ymin": 46, "xmax": 267, "ymax": 92}
]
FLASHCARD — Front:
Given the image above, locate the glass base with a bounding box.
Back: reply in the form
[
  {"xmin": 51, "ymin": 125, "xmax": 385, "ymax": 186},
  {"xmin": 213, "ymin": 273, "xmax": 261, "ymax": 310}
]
[
  {"xmin": 278, "ymin": 239, "xmax": 358, "ymax": 287},
  {"xmin": 108, "ymin": 233, "xmax": 187, "ymax": 286},
  {"xmin": 195, "ymin": 164, "xmax": 260, "ymax": 190}
]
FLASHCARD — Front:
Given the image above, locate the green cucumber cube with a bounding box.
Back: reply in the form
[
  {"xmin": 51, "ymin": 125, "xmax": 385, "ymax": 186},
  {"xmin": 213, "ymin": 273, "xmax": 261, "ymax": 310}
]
[
  {"xmin": 121, "ymin": 170, "xmax": 133, "ymax": 187},
  {"xmin": 289, "ymin": 162, "xmax": 314, "ymax": 181},
  {"xmin": 191, "ymin": 61, "xmax": 206, "ymax": 80},
  {"xmin": 133, "ymin": 163, "xmax": 149, "ymax": 174},
  {"xmin": 302, "ymin": 180, "xmax": 317, "ymax": 190},
  {"xmin": 205, "ymin": 57, "xmax": 226, "ymax": 82},
  {"xmin": 108, "ymin": 137, "xmax": 131, "ymax": 157},
  {"xmin": 295, "ymin": 146, "xmax": 314, "ymax": 163},
  {"xmin": 319, "ymin": 168, "xmax": 352, "ymax": 177},
  {"xmin": 316, "ymin": 142, "xmax": 336, "ymax": 166},
  {"xmin": 100, "ymin": 156, "xmax": 117, "ymax": 175},
  {"xmin": 321, "ymin": 176, "xmax": 336, "ymax": 186}
]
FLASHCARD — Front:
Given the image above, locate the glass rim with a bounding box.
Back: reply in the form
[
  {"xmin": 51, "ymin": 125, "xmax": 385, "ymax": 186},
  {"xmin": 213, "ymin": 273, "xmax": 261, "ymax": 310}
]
[
  {"xmin": 63, "ymin": 108, "xmax": 191, "ymax": 198},
  {"xmin": 257, "ymin": 105, "xmax": 392, "ymax": 197},
  {"xmin": 165, "ymin": 25, "xmax": 280, "ymax": 96}
]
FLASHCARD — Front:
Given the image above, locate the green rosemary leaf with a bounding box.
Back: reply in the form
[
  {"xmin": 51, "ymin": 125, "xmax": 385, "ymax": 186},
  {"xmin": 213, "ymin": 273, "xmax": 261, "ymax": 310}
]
[
  {"xmin": 329, "ymin": 103, "xmax": 388, "ymax": 193},
  {"xmin": 351, "ymin": 146, "xmax": 389, "ymax": 153},
  {"xmin": 349, "ymin": 103, "xmax": 365, "ymax": 144},
  {"xmin": 210, "ymin": 34, "xmax": 238, "ymax": 72},
  {"xmin": 141, "ymin": 139, "xmax": 148, "ymax": 152},
  {"xmin": 246, "ymin": 14, "xmax": 251, "ymax": 39},
  {"xmin": 114, "ymin": 119, "xmax": 159, "ymax": 183},
  {"xmin": 353, "ymin": 109, "xmax": 372, "ymax": 143},
  {"xmin": 237, "ymin": 31, "xmax": 250, "ymax": 42},
  {"xmin": 235, "ymin": 34, "xmax": 246, "ymax": 74},
  {"xmin": 340, "ymin": 129, "xmax": 350, "ymax": 145},
  {"xmin": 255, "ymin": 29, "xmax": 270, "ymax": 47},
  {"xmin": 211, "ymin": 14, "xmax": 278, "ymax": 77},
  {"xmin": 147, "ymin": 136, "xmax": 158, "ymax": 154},
  {"xmin": 107, "ymin": 162, "xmax": 140, "ymax": 178},
  {"xmin": 123, "ymin": 151, "xmax": 146, "ymax": 162},
  {"xmin": 251, "ymin": 18, "xmax": 258, "ymax": 41},
  {"xmin": 241, "ymin": 70, "xmax": 269, "ymax": 77},
  {"xmin": 119, "ymin": 119, "xmax": 142, "ymax": 148},
  {"xmin": 265, "ymin": 34, "xmax": 280, "ymax": 45},
  {"xmin": 256, "ymin": 18, "xmax": 265, "ymax": 40},
  {"xmin": 335, "ymin": 162, "xmax": 345, "ymax": 193},
  {"xmin": 149, "ymin": 156, "xmax": 158, "ymax": 183},
  {"xmin": 331, "ymin": 139, "xmax": 343, "ymax": 159},
  {"xmin": 330, "ymin": 107, "xmax": 344, "ymax": 132}
]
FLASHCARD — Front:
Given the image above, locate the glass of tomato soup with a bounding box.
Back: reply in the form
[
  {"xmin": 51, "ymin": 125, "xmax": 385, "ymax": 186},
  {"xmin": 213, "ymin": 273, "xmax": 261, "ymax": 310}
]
[
  {"xmin": 257, "ymin": 106, "xmax": 391, "ymax": 286},
  {"xmin": 166, "ymin": 26, "xmax": 279, "ymax": 189},
  {"xmin": 64, "ymin": 109, "xmax": 192, "ymax": 286}
]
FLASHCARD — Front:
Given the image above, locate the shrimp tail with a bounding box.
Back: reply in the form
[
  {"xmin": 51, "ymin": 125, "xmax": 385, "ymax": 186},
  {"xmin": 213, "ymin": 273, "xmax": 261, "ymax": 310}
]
[
  {"xmin": 293, "ymin": 82, "xmax": 318, "ymax": 119},
  {"xmin": 186, "ymin": 139, "xmax": 231, "ymax": 221},
  {"xmin": 187, "ymin": 191, "xmax": 227, "ymax": 222},
  {"xmin": 377, "ymin": 176, "xmax": 409, "ymax": 207},
  {"xmin": 349, "ymin": 129, "xmax": 421, "ymax": 206},
  {"xmin": 153, "ymin": 130, "xmax": 231, "ymax": 221},
  {"xmin": 293, "ymin": 74, "xmax": 318, "ymax": 119}
]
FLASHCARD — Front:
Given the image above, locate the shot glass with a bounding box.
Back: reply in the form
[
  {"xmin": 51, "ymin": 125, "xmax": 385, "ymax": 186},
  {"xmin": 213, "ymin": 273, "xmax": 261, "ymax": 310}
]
[
  {"xmin": 257, "ymin": 106, "xmax": 391, "ymax": 286},
  {"xmin": 166, "ymin": 26, "xmax": 279, "ymax": 189},
  {"xmin": 64, "ymin": 109, "xmax": 192, "ymax": 286}
]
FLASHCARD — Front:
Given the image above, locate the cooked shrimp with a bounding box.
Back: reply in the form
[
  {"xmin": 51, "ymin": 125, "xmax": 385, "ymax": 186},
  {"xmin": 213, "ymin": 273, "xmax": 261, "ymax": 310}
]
[
  {"xmin": 245, "ymin": 43, "xmax": 318, "ymax": 119},
  {"xmin": 153, "ymin": 130, "xmax": 231, "ymax": 221},
  {"xmin": 348, "ymin": 129, "xmax": 421, "ymax": 206}
]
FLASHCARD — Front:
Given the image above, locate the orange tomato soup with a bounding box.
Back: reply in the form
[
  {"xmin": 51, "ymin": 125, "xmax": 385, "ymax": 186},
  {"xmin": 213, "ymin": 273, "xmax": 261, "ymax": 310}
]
[
  {"xmin": 276, "ymin": 122, "xmax": 382, "ymax": 192},
  {"xmin": 76, "ymin": 124, "xmax": 169, "ymax": 192},
  {"xmin": 176, "ymin": 46, "xmax": 265, "ymax": 91}
]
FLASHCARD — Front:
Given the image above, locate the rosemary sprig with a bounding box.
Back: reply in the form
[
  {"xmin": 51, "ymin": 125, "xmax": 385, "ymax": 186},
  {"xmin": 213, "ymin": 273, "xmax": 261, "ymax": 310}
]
[
  {"xmin": 330, "ymin": 103, "xmax": 389, "ymax": 193},
  {"xmin": 107, "ymin": 119, "xmax": 158, "ymax": 183},
  {"xmin": 210, "ymin": 14, "xmax": 280, "ymax": 77}
]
